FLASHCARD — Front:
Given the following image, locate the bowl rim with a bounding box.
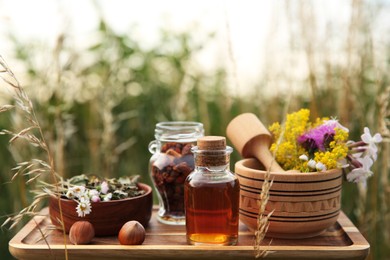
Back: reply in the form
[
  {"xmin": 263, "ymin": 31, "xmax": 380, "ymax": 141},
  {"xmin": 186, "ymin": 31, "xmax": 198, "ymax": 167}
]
[
  {"xmin": 49, "ymin": 182, "xmax": 152, "ymax": 205},
  {"xmin": 235, "ymin": 158, "xmax": 341, "ymax": 176}
]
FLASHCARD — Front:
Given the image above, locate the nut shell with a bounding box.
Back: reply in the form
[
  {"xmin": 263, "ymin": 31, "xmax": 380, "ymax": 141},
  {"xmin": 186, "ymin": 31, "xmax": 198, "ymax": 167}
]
[
  {"xmin": 69, "ymin": 221, "xmax": 95, "ymax": 245},
  {"xmin": 118, "ymin": 221, "xmax": 145, "ymax": 245}
]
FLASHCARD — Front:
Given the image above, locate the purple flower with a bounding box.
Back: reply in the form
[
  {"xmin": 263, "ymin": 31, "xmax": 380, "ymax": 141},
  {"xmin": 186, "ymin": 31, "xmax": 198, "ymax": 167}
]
[{"xmin": 298, "ymin": 122, "xmax": 336, "ymax": 152}]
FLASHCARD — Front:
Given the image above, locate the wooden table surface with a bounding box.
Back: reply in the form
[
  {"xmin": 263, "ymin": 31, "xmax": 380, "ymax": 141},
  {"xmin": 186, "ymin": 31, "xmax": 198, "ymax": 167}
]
[{"xmin": 9, "ymin": 207, "xmax": 369, "ymax": 260}]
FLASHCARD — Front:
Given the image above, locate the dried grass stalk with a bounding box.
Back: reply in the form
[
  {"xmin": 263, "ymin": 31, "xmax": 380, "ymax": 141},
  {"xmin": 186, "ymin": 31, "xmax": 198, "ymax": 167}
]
[
  {"xmin": 254, "ymin": 94, "xmax": 292, "ymax": 258},
  {"xmin": 254, "ymin": 173, "xmax": 274, "ymax": 258},
  {"xmin": 0, "ymin": 55, "xmax": 69, "ymax": 260}
]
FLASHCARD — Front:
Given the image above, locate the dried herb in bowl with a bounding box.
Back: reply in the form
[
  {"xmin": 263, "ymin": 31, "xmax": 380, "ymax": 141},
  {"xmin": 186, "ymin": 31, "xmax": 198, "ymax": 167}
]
[{"xmin": 57, "ymin": 174, "xmax": 145, "ymax": 217}]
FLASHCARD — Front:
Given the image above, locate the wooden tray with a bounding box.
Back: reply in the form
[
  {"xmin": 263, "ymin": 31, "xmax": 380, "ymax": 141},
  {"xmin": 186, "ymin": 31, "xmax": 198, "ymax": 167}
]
[{"xmin": 9, "ymin": 207, "xmax": 369, "ymax": 260}]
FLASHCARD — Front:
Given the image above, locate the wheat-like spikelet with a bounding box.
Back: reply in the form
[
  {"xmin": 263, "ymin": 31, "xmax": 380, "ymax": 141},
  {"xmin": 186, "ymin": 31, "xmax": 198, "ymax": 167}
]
[
  {"xmin": 0, "ymin": 56, "xmax": 69, "ymax": 260},
  {"xmin": 254, "ymin": 97, "xmax": 293, "ymax": 258},
  {"xmin": 254, "ymin": 173, "xmax": 274, "ymax": 258}
]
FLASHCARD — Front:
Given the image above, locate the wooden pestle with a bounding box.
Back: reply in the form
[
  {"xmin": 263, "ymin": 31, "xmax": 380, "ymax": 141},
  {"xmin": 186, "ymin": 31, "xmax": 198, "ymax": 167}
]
[{"xmin": 226, "ymin": 113, "xmax": 285, "ymax": 172}]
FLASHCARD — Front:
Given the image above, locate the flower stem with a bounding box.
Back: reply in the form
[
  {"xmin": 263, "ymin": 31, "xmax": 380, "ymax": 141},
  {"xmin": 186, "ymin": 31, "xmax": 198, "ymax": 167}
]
[
  {"xmin": 347, "ymin": 154, "xmax": 363, "ymax": 168},
  {"xmin": 348, "ymin": 140, "xmax": 366, "ymax": 148}
]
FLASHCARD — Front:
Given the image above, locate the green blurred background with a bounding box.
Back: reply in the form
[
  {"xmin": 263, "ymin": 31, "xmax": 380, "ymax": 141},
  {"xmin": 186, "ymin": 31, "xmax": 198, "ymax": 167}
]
[{"xmin": 0, "ymin": 1, "xmax": 389, "ymax": 259}]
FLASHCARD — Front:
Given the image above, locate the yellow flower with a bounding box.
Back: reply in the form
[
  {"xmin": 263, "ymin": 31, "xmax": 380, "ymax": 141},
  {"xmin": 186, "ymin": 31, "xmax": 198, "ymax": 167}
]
[
  {"xmin": 269, "ymin": 109, "xmax": 350, "ymax": 172},
  {"xmin": 270, "ymin": 109, "xmax": 310, "ymax": 170}
]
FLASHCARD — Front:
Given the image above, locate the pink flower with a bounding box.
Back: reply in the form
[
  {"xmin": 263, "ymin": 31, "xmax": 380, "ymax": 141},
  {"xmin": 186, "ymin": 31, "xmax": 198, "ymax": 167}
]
[
  {"xmin": 91, "ymin": 195, "xmax": 101, "ymax": 203},
  {"xmin": 88, "ymin": 189, "xmax": 101, "ymax": 202},
  {"xmin": 101, "ymin": 181, "xmax": 109, "ymax": 194}
]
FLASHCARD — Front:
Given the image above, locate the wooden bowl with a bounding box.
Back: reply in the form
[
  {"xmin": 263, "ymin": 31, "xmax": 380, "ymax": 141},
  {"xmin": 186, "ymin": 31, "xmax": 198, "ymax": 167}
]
[
  {"xmin": 49, "ymin": 183, "xmax": 153, "ymax": 236},
  {"xmin": 235, "ymin": 158, "xmax": 342, "ymax": 239}
]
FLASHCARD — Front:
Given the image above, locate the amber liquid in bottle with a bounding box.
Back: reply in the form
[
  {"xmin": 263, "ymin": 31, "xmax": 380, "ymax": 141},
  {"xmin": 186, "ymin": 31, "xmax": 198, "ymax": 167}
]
[
  {"xmin": 185, "ymin": 174, "xmax": 240, "ymax": 245},
  {"xmin": 184, "ymin": 136, "xmax": 240, "ymax": 246}
]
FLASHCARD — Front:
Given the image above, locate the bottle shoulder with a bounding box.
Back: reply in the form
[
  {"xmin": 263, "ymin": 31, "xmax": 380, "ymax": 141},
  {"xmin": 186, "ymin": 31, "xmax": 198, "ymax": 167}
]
[{"xmin": 186, "ymin": 170, "xmax": 238, "ymax": 185}]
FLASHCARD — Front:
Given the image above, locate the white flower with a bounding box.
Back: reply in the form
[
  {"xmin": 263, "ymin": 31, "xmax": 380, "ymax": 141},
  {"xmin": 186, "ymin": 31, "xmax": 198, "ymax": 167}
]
[
  {"xmin": 307, "ymin": 159, "xmax": 317, "ymax": 169},
  {"xmin": 101, "ymin": 181, "xmax": 109, "ymax": 194},
  {"xmin": 346, "ymin": 156, "xmax": 373, "ymax": 187},
  {"xmin": 299, "ymin": 154, "xmax": 308, "ymax": 161},
  {"xmin": 66, "ymin": 190, "xmax": 75, "ymax": 199},
  {"xmin": 76, "ymin": 198, "xmax": 92, "ymax": 217},
  {"xmin": 366, "ymin": 145, "xmax": 379, "ymax": 161},
  {"xmin": 88, "ymin": 189, "xmax": 100, "ymax": 197},
  {"xmin": 350, "ymin": 145, "xmax": 377, "ymax": 161},
  {"xmin": 316, "ymin": 162, "xmax": 327, "ymax": 171},
  {"xmin": 70, "ymin": 185, "xmax": 86, "ymax": 198},
  {"xmin": 358, "ymin": 155, "xmax": 374, "ymax": 171},
  {"xmin": 88, "ymin": 189, "xmax": 101, "ymax": 202},
  {"xmin": 351, "ymin": 151, "xmax": 363, "ymax": 159},
  {"xmin": 103, "ymin": 193, "xmax": 112, "ymax": 202},
  {"xmin": 361, "ymin": 127, "xmax": 382, "ymax": 158},
  {"xmin": 336, "ymin": 158, "xmax": 349, "ymax": 169},
  {"xmin": 361, "ymin": 127, "xmax": 382, "ymax": 145},
  {"xmin": 78, "ymin": 191, "xmax": 90, "ymax": 201}
]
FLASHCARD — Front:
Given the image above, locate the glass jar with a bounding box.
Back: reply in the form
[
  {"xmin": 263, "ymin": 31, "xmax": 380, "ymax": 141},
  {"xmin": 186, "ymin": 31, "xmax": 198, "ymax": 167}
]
[
  {"xmin": 185, "ymin": 136, "xmax": 240, "ymax": 245},
  {"xmin": 149, "ymin": 121, "xmax": 204, "ymax": 225}
]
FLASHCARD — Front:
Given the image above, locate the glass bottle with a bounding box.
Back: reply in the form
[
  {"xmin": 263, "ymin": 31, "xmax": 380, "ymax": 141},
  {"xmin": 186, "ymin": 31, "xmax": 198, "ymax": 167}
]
[
  {"xmin": 185, "ymin": 136, "xmax": 240, "ymax": 245},
  {"xmin": 149, "ymin": 121, "xmax": 204, "ymax": 225}
]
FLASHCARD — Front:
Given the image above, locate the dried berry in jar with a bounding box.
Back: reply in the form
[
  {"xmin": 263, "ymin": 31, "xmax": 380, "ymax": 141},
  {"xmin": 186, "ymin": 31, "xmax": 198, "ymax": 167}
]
[
  {"xmin": 151, "ymin": 143, "xmax": 194, "ymax": 217},
  {"xmin": 148, "ymin": 121, "xmax": 204, "ymax": 225}
]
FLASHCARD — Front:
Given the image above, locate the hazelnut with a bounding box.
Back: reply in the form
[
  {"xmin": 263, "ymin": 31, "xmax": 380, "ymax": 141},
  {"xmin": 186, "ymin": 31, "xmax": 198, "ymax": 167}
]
[
  {"xmin": 69, "ymin": 221, "xmax": 95, "ymax": 245},
  {"xmin": 118, "ymin": 221, "xmax": 145, "ymax": 245}
]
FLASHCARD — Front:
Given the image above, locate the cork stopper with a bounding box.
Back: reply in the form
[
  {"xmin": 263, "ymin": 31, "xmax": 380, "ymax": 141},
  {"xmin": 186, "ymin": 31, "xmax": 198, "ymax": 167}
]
[
  {"xmin": 197, "ymin": 136, "xmax": 226, "ymax": 150},
  {"xmin": 194, "ymin": 136, "xmax": 231, "ymax": 167}
]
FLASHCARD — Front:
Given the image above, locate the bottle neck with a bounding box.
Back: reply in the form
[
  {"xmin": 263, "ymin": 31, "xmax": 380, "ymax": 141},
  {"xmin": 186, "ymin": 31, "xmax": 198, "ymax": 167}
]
[{"xmin": 193, "ymin": 147, "xmax": 232, "ymax": 170}]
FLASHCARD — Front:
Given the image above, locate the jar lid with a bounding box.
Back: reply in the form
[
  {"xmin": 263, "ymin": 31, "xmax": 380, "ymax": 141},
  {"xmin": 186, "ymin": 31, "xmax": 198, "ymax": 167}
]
[{"xmin": 155, "ymin": 121, "xmax": 204, "ymax": 142}]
